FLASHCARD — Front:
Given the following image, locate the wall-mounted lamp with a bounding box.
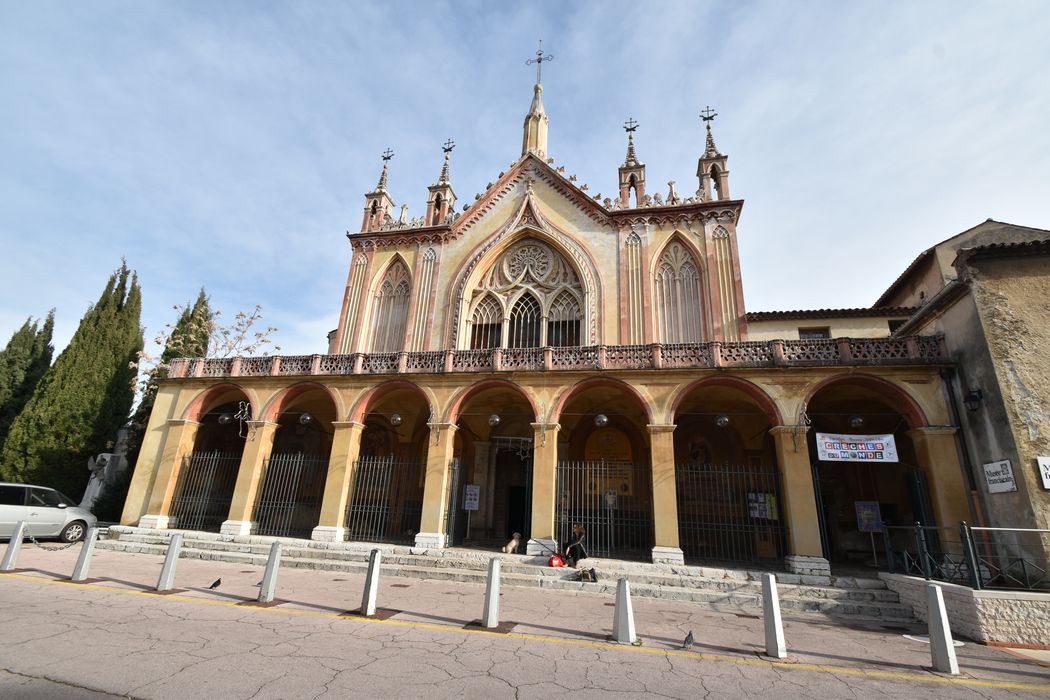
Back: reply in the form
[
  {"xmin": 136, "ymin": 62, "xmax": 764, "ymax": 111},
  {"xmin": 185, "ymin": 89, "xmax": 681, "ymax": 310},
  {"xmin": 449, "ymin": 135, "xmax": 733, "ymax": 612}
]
[
  {"xmin": 964, "ymin": 389, "xmax": 983, "ymax": 412},
  {"xmin": 594, "ymin": 414, "xmax": 609, "ymax": 427},
  {"xmin": 715, "ymin": 414, "xmax": 730, "ymax": 428},
  {"xmin": 849, "ymin": 415, "xmax": 865, "ymax": 429},
  {"xmin": 488, "ymin": 413, "xmax": 502, "ymax": 427},
  {"xmin": 390, "ymin": 413, "xmax": 403, "ymax": 427},
  {"xmin": 299, "ymin": 412, "xmax": 314, "ymax": 425}
]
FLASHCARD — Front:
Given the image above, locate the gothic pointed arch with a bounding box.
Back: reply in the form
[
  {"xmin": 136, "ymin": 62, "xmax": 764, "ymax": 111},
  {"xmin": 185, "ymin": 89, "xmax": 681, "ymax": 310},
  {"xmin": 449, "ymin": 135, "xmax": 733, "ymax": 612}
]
[
  {"xmin": 652, "ymin": 234, "xmax": 706, "ymax": 343},
  {"xmin": 368, "ymin": 256, "xmax": 412, "ymax": 353}
]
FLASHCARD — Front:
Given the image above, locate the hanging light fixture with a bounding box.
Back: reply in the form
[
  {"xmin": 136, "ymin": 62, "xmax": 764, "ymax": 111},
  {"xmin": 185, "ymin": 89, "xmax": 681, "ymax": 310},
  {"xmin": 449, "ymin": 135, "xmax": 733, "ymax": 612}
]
[
  {"xmin": 299, "ymin": 412, "xmax": 314, "ymax": 425},
  {"xmin": 964, "ymin": 389, "xmax": 983, "ymax": 412},
  {"xmin": 217, "ymin": 414, "xmax": 233, "ymax": 425},
  {"xmin": 849, "ymin": 415, "xmax": 865, "ymax": 429},
  {"xmin": 488, "ymin": 413, "xmax": 501, "ymax": 427},
  {"xmin": 715, "ymin": 414, "xmax": 730, "ymax": 428},
  {"xmin": 390, "ymin": 413, "xmax": 403, "ymax": 427},
  {"xmin": 594, "ymin": 414, "xmax": 609, "ymax": 427}
]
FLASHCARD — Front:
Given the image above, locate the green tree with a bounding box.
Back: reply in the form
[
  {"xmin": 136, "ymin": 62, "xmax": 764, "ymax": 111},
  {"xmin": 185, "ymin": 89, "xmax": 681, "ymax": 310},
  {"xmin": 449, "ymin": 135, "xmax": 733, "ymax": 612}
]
[
  {"xmin": 126, "ymin": 289, "xmax": 212, "ymax": 465},
  {"xmin": 0, "ymin": 310, "xmax": 54, "ymax": 450},
  {"xmin": 0, "ymin": 263, "xmax": 143, "ymax": 498}
]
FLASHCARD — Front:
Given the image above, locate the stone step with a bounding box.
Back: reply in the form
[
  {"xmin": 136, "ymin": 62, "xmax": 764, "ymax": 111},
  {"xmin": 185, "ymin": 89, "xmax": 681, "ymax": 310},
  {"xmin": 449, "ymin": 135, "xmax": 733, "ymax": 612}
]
[
  {"xmin": 96, "ymin": 537, "xmax": 913, "ymax": 622},
  {"xmin": 104, "ymin": 530, "xmax": 897, "ymax": 602}
]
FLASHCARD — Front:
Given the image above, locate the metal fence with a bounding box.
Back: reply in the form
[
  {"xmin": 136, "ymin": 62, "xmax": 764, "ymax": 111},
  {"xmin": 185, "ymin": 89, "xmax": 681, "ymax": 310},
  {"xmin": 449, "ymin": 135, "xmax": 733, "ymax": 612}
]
[
  {"xmin": 344, "ymin": 456, "xmax": 425, "ymax": 544},
  {"xmin": 444, "ymin": 459, "xmax": 462, "ymax": 547},
  {"xmin": 253, "ymin": 453, "xmax": 328, "ymax": 538},
  {"xmin": 555, "ymin": 460, "xmax": 653, "ymax": 561},
  {"xmin": 883, "ymin": 522, "xmax": 1050, "ymax": 592},
  {"xmin": 675, "ymin": 462, "xmax": 788, "ymax": 565},
  {"xmin": 169, "ymin": 451, "xmax": 241, "ymax": 532}
]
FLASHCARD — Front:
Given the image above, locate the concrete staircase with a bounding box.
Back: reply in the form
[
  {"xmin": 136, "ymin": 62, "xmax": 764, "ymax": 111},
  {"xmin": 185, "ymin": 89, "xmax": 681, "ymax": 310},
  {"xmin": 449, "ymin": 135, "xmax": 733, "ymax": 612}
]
[{"xmin": 99, "ymin": 526, "xmax": 915, "ymax": 623}]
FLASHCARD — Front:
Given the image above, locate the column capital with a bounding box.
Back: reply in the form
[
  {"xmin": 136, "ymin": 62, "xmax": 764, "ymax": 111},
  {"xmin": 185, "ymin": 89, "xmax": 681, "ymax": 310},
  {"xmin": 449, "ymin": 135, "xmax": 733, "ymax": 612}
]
[
  {"xmin": 646, "ymin": 423, "xmax": 676, "ymax": 434},
  {"xmin": 247, "ymin": 420, "xmax": 280, "ymax": 429},
  {"xmin": 531, "ymin": 422, "xmax": 559, "ymax": 448},
  {"xmin": 427, "ymin": 422, "xmax": 459, "ymax": 432},
  {"xmin": 165, "ymin": 418, "xmax": 200, "ymax": 427},
  {"xmin": 769, "ymin": 425, "xmax": 809, "ymax": 437},
  {"xmin": 530, "ymin": 422, "xmax": 560, "ymax": 432},
  {"xmin": 332, "ymin": 420, "xmax": 367, "ymax": 430}
]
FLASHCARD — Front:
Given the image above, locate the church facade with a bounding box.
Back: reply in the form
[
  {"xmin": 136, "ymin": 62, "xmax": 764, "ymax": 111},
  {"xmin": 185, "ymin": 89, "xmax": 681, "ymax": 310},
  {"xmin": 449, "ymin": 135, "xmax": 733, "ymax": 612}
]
[{"xmin": 122, "ymin": 75, "xmax": 974, "ymax": 577}]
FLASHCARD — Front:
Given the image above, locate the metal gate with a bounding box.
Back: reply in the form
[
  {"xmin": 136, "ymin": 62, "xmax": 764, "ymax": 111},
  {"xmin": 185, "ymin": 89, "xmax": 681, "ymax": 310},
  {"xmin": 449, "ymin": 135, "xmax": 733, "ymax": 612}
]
[
  {"xmin": 444, "ymin": 458, "xmax": 462, "ymax": 547},
  {"xmin": 676, "ymin": 462, "xmax": 788, "ymax": 564},
  {"xmin": 253, "ymin": 453, "xmax": 328, "ymax": 538},
  {"xmin": 555, "ymin": 460, "xmax": 653, "ymax": 560},
  {"xmin": 344, "ymin": 456, "xmax": 424, "ymax": 544},
  {"xmin": 169, "ymin": 451, "xmax": 241, "ymax": 532}
]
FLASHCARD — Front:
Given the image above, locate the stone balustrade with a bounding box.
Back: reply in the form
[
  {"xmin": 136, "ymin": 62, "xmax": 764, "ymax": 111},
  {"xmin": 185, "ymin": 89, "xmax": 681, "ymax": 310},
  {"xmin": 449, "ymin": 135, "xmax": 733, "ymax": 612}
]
[{"xmin": 166, "ymin": 335, "xmax": 948, "ymax": 380}]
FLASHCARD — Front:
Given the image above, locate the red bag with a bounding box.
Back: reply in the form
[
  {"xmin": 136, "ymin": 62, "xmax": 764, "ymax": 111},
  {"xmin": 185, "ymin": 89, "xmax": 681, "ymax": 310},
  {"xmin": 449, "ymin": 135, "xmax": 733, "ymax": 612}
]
[{"xmin": 548, "ymin": 554, "xmax": 565, "ymax": 567}]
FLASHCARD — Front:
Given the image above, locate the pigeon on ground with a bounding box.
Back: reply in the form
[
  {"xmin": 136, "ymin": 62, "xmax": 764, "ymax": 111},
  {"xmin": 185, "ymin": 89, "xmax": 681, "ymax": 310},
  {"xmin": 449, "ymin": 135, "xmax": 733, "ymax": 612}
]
[
  {"xmin": 682, "ymin": 631, "xmax": 694, "ymax": 649},
  {"xmin": 208, "ymin": 578, "xmax": 222, "ymax": 590}
]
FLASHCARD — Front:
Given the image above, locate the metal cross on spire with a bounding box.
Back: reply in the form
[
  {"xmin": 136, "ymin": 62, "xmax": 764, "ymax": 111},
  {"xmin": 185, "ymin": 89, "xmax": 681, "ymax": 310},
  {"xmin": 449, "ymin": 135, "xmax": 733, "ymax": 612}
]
[
  {"xmin": 526, "ymin": 40, "xmax": 554, "ymax": 84},
  {"xmin": 381, "ymin": 147, "xmax": 395, "ymax": 161},
  {"xmin": 700, "ymin": 106, "xmax": 718, "ymax": 123},
  {"xmin": 624, "ymin": 117, "xmax": 639, "ymax": 133},
  {"xmin": 442, "ymin": 138, "xmax": 456, "ymax": 154}
]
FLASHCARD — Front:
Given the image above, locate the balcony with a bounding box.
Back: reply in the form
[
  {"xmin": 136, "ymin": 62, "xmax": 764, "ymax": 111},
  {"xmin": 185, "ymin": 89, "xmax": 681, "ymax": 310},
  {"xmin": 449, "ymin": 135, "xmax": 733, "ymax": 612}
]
[{"xmin": 166, "ymin": 335, "xmax": 948, "ymax": 380}]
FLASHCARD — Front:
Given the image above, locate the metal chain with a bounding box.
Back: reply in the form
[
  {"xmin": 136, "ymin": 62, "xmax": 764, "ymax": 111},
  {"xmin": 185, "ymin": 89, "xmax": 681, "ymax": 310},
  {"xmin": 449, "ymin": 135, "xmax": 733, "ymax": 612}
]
[{"xmin": 23, "ymin": 530, "xmax": 81, "ymax": 551}]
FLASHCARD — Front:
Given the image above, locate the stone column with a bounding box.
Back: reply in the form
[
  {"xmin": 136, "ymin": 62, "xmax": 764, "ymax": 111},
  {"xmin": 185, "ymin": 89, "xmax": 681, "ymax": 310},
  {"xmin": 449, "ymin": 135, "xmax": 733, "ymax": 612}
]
[
  {"xmin": 770, "ymin": 426, "xmax": 830, "ymax": 577},
  {"xmin": 415, "ymin": 422, "xmax": 458, "ymax": 549},
  {"xmin": 311, "ymin": 421, "xmax": 366, "ymax": 542},
  {"xmin": 221, "ymin": 421, "xmax": 279, "ymax": 536},
  {"xmin": 908, "ymin": 427, "xmax": 971, "ymax": 528},
  {"xmin": 648, "ymin": 424, "xmax": 684, "ymax": 564},
  {"xmin": 139, "ymin": 419, "xmax": 200, "ymax": 529},
  {"xmin": 474, "ymin": 441, "xmax": 493, "ymax": 533},
  {"xmin": 527, "ymin": 422, "xmax": 560, "ymax": 556}
]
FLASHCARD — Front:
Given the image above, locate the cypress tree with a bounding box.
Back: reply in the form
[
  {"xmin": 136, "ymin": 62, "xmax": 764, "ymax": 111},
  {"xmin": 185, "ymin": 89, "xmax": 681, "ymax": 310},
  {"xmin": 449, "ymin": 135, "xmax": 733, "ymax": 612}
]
[
  {"xmin": 0, "ymin": 263, "xmax": 143, "ymax": 498},
  {"xmin": 0, "ymin": 310, "xmax": 54, "ymax": 450},
  {"xmin": 126, "ymin": 289, "xmax": 212, "ymax": 464}
]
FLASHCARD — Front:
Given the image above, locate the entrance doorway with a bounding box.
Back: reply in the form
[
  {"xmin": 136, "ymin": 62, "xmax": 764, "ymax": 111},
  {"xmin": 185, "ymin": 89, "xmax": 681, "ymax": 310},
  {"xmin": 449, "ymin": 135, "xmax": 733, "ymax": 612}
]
[{"xmin": 493, "ymin": 442, "xmax": 532, "ymax": 543}]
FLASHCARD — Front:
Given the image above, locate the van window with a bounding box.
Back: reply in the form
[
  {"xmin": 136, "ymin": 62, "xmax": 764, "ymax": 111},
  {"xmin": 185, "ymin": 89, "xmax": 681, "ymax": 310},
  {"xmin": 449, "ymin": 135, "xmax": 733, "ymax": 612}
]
[
  {"xmin": 28, "ymin": 488, "xmax": 63, "ymax": 507},
  {"xmin": 0, "ymin": 485, "xmax": 26, "ymax": 506}
]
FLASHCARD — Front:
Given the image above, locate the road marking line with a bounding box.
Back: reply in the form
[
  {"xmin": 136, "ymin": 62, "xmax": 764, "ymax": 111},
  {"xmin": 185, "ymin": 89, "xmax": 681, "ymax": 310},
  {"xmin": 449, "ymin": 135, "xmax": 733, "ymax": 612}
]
[{"xmin": 3, "ymin": 572, "xmax": 1048, "ymax": 693}]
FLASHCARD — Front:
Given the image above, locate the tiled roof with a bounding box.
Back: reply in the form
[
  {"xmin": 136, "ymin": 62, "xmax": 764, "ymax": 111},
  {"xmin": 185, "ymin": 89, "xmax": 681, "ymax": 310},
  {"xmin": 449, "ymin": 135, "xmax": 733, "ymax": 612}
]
[{"xmin": 746, "ymin": 307, "xmax": 919, "ymax": 322}]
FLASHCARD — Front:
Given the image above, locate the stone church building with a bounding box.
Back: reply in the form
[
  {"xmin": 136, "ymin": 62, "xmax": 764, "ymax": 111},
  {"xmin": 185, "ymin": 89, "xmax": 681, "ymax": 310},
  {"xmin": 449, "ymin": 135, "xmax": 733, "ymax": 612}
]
[{"xmin": 122, "ymin": 72, "xmax": 999, "ymax": 578}]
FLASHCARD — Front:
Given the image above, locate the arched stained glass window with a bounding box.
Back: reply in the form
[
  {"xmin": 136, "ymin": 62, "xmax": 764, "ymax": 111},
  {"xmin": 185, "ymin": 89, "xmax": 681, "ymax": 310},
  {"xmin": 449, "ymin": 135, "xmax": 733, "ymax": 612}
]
[
  {"xmin": 655, "ymin": 241, "xmax": 704, "ymax": 343},
  {"xmin": 508, "ymin": 293, "xmax": 542, "ymax": 348},
  {"xmin": 369, "ymin": 261, "xmax": 411, "ymax": 352},
  {"xmin": 547, "ymin": 291, "xmax": 581, "ymax": 347},
  {"xmin": 470, "ymin": 295, "xmax": 503, "ymax": 349}
]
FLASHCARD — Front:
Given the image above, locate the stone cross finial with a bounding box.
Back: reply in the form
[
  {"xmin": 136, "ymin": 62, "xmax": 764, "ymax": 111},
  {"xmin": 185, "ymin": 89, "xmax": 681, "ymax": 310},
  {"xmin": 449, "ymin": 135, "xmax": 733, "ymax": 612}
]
[
  {"xmin": 376, "ymin": 149, "xmax": 394, "ymax": 190},
  {"xmin": 526, "ymin": 40, "xmax": 554, "ymax": 84}
]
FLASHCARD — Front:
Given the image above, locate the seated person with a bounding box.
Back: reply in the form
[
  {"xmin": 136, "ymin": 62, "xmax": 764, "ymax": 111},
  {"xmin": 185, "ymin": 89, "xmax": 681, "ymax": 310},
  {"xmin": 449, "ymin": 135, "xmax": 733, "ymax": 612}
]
[{"xmin": 564, "ymin": 524, "xmax": 588, "ymax": 567}]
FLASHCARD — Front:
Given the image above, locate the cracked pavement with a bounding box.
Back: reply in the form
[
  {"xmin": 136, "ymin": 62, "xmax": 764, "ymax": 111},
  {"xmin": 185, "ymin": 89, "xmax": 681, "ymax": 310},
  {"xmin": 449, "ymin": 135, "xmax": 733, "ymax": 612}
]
[{"xmin": 0, "ymin": 545, "xmax": 1047, "ymax": 698}]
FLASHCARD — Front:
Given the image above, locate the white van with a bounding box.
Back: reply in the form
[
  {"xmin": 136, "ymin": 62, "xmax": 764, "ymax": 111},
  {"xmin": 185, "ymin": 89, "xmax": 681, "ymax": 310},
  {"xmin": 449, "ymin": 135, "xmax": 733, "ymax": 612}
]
[{"xmin": 0, "ymin": 482, "xmax": 97, "ymax": 542}]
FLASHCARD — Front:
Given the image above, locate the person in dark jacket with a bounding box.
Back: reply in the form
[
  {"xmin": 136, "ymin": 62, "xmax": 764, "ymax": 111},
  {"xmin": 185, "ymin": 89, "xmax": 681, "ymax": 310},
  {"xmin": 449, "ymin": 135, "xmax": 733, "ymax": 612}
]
[{"xmin": 564, "ymin": 524, "xmax": 588, "ymax": 567}]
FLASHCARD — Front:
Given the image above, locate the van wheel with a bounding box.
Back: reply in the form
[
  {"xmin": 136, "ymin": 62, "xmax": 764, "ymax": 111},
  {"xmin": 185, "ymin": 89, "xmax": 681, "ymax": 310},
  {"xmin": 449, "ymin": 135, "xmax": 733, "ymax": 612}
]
[{"xmin": 60, "ymin": 521, "xmax": 86, "ymax": 543}]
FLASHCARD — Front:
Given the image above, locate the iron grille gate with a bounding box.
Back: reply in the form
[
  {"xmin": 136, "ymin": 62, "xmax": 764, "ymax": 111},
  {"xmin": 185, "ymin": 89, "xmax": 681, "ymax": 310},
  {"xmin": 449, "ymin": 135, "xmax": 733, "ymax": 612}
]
[
  {"xmin": 253, "ymin": 453, "xmax": 328, "ymax": 538},
  {"xmin": 344, "ymin": 456, "xmax": 424, "ymax": 544},
  {"xmin": 445, "ymin": 458, "xmax": 462, "ymax": 547},
  {"xmin": 555, "ymin": 460, "xmax": 653, "ymax": 561},
  {"xmin": 675, "ymin": 462, "xmax": 788, "ymax": 564},
  {"xmin": 169, "ymin": 451, "xmax": 241, "ymax": 532}
]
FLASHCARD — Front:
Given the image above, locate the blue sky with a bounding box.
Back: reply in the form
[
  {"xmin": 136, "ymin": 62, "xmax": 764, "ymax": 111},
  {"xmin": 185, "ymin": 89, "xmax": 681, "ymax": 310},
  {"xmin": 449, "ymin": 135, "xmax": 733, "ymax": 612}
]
[{"xmin": 2, "ymin": 1, "xmax": 1049, "ymax": 357}]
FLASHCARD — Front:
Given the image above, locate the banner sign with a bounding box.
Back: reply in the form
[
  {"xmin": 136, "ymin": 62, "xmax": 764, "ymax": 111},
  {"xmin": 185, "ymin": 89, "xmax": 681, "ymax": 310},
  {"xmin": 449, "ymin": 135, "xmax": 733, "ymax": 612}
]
[
  {"xmin": 982, "ymin": 460, "xmax": 1017, "ymax": 494},
  {"xmin": 816, "ymin": 433, "xmax": 899, "ymax": 463},
  {"xmin": 463, "ymin": 484, "xmax": 480, "ymax": 511},
  {"xmin": 854, "ymin": 501, "xmax": 883, "ymax": 532}
]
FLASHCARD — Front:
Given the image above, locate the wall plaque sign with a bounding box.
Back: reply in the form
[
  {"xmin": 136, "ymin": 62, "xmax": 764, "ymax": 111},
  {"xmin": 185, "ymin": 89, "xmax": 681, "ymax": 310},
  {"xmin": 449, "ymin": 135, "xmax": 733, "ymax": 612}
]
[{"xmin": 983, "ymin": 460, "xmax": 1017, "ymax": 494}]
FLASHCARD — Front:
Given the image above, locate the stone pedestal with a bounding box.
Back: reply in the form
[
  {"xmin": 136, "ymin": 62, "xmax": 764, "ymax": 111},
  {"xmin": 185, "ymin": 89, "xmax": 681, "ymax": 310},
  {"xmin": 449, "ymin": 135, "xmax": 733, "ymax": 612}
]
[
  {"xmin": 651, "ymin": 546, "xmax": 685, "ymax": 565},
  {"xmin": 311, "ymin": 526, "xmax": 346, "ymax": 542},
  {"xmin": 414, "ymin": 531, "xmax": 446, "ymax": 549},
  {"xmin": 219, "ymin": 520, "xmax": 256, "ymax": 537},
  {"xmin": 784, "ymin": 554, "xmax": 831, "ymax": 577},
  {"xmin": 137, "ymin": 514, "xmax": 172, "ymax": 530},
  {"xmin": 526, "ymin": 537, "xmax": 558, "ymax": 557}
]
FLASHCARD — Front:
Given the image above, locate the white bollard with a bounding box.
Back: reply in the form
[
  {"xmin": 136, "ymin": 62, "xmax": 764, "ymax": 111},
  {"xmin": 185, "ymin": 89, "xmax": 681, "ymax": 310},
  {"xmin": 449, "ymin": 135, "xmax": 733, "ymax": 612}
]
[
  {"xmin": 156, "ymin": 533, "xmax": 184, "ymax": 591},
  {"xmin": 71, "ymin": 527, "xmax": 99, "ymax": 582},
  {"xmin": 927, "ymin": 584, "xmax": 959, "ymax": 674},
  {"xmin": 1, "ymin": 521, "xmax": 27, "ymax": 572},
  {"xmin": 361, "ymin": 548, "xmax": 382, "ymax": 616},
  {"xmin": 258, "ymin": 541, "xmax": 283, "ymax": 604},
  {"xmin": 611, "ymin": 577, "xmax": 637, "ymax": 644},
  {"xmin": 762, "ymin": 573, "xmax": 787, "ymax": 659},
  {"xmin": 482, "ymin": 557, "xmax": 502, "ymax": 628}
]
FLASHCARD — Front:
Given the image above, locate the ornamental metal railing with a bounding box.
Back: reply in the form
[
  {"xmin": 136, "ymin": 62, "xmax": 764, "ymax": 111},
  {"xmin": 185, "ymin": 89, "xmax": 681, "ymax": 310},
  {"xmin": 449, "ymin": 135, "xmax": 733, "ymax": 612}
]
[
  {"xmin": 343, "ymin": 456, "xmax": 425, "ymax": 545},
  {"xmin": 253, "ymin": 453, "xmax": 328, "ymax": 539},
  {"xmin": 166, "ymin": 335, "xmax": 948, "ymax": 379},
  {"xmin": 169, "ymin": 451, "xmax": 241, "ymax": 532},
  {"xmin": 882, "ymin": 522, "xmax": 1050, "ymax": 592},
  {"xmin": 675, "ymin": 462, "xmax": 788, "ymax": 565},
  {"xmin": 555, "ymin": 460, "xmax": 654, "ymax": 561}
]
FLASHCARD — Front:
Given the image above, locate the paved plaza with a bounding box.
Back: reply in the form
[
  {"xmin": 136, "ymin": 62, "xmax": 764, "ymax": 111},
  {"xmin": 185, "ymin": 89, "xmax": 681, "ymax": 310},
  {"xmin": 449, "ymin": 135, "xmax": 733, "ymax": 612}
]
[{"xmin": 0, "ymin": 545, "xmax": 1047, "ymax": 698}]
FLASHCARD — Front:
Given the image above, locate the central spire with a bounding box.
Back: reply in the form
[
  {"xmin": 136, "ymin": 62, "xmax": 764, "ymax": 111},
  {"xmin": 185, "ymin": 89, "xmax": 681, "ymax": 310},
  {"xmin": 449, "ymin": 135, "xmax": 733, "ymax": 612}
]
[{"xmin": 522, "ymin": 41, "xmax": 553, "ymax": 158}]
